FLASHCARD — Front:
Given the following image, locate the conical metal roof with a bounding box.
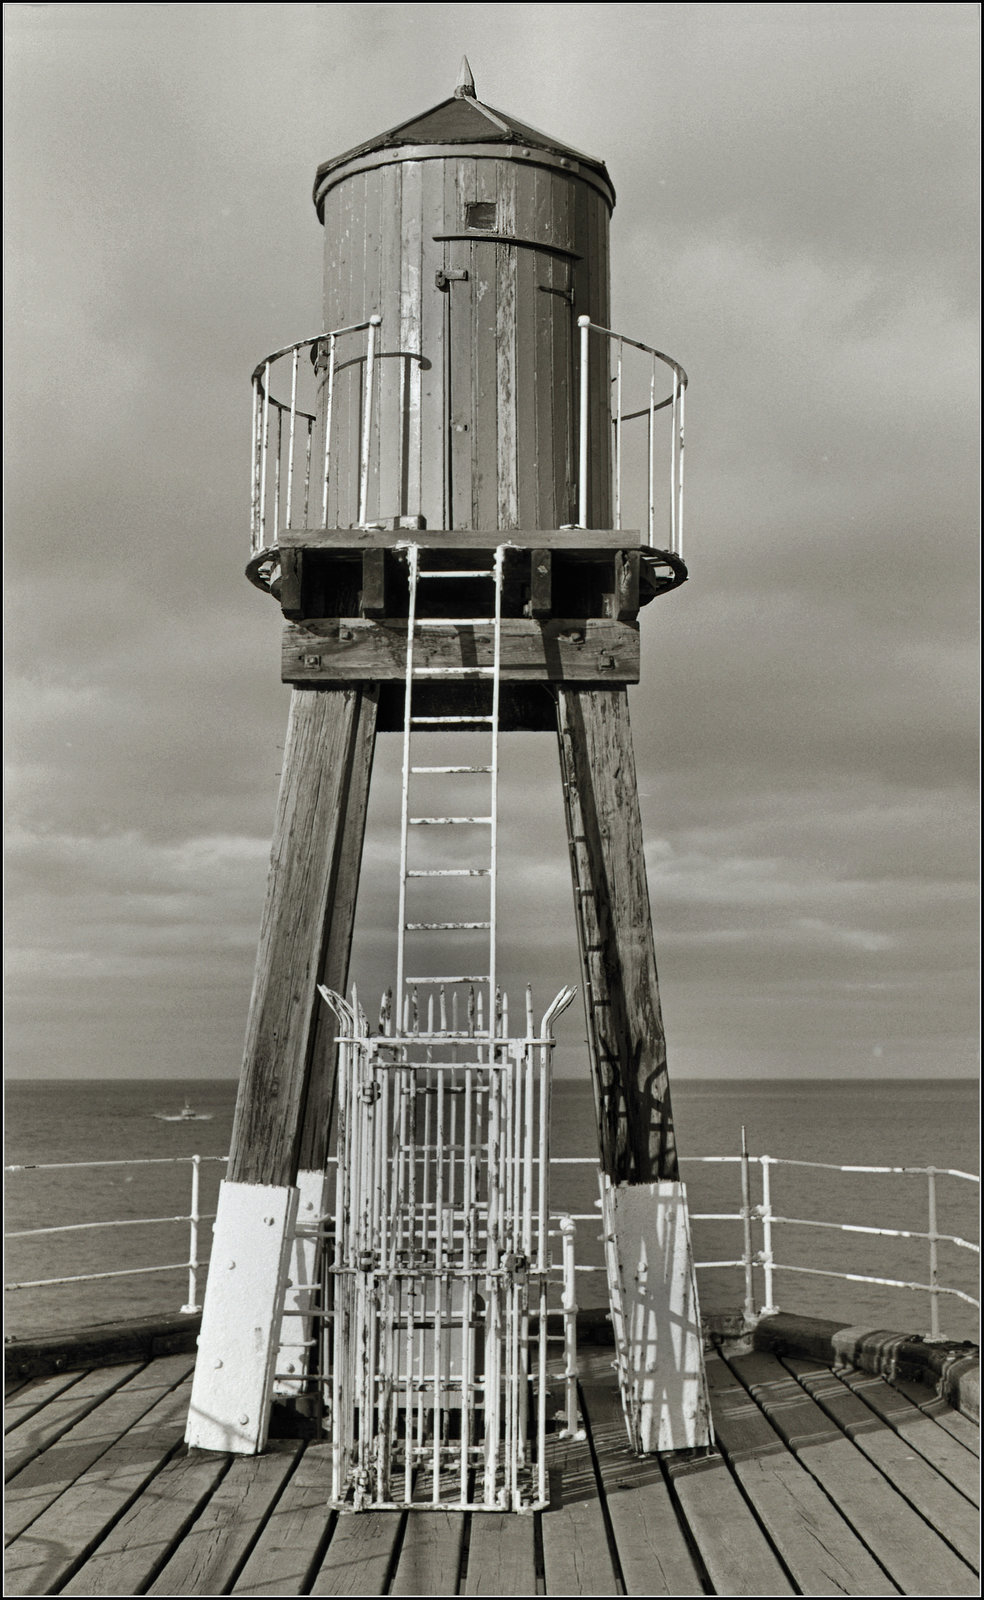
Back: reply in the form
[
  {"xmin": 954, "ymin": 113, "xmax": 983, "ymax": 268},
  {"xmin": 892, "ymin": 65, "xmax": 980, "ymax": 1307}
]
[{"xmin": 313, "ymin": 66, "xmax": 614, "ymax": 213}]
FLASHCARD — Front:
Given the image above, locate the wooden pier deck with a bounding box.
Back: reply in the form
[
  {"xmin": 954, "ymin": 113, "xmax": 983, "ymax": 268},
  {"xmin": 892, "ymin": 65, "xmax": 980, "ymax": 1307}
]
[{"xmin": 5, "ymin": 1346, "xmax": 979, "ymax": 1596}]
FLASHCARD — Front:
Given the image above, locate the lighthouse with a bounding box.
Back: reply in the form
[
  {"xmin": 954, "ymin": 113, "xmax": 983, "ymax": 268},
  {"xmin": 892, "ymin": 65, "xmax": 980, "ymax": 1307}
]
[{"xmin": 186, "ymin": 64, "xmax": 709, "ymax": 1506}]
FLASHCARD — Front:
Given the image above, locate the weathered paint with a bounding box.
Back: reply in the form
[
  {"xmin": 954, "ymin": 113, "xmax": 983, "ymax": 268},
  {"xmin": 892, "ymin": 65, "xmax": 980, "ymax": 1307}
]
[
  {"xmin": 599, "ymin": 1176, "xmax": 712, "ymax": 1452},
  {"xmin": 185, "ymin": 1180, "xmax": 299, "ymax": 1454}
]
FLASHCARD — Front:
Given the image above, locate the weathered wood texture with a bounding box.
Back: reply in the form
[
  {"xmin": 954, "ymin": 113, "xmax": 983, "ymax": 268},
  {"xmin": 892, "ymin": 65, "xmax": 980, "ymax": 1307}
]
[
  {"xmin": 60, "ymin": 1448, "xmax": 230, "ymax": 1596},
  {"xmin": 148, "ymin": 1441, "xmax": 304, "ymax": 1595},
  {"xmin": 6, "ymin": 1357, "xmax": 195, "ymax": 1542},
  {"xmin": 5, "ymin": 1370, "xmax": 89, "ymax": 1432},
  {"xmin": 318, "ymin": 148, "xmax": 611, "ymax": 533},
  {"xmin": 703, "ymin": 1354, "xmax": 896, "ymax": 1594},
  {"xmin": 310, "ymin": 1511, "xmax": 402, "ymax": 1596},
  {"xmin": 663, "ymin": 1442, "xmax": 795, "ymax": 1596},
  {"xmin": 231, "ymin": 1442, "xmax": 335, "ymax": 1595},
  {"xmin": 729, "ymin": 1349, "xmax": 979, "ymax": 1595},
  {"xmin": 540, "ymin": 1422, "xmax": 619, "ymax": 1595},
  {"xmin": 579, "ymin": 1365, "xmax": 703, "ymax": 1595},
  {"xmin": 228, "ymin": 687, "xmax": 379, "ymax": 1187},
  {"xmin": 4, "ymin": 1363, "xmax": 143, "ymax": 1482},
  {"xmin": 556, "ymin": 687, "xmax": 677, "ymax": 1182},
  {"xmin": 283, "ymin": 617, "xmax": 639, "ymax": 685},
  {"xmin": 3, "ymin": 1371, "xmax": 194, "ymax": 1595},
  {"xmin": 461, "ymin": 1514, "xmax": 536, "ymax": 1596},
  {"xmin": 891, "ymin": 1374, "xmax": 981, "ymax": 1455},
  {"xmin": 278, "ymin": 527, "xmax": 639, "ymax": 550},
  {"xmin": 298, "ymin": 687, "xmax": 377, "ymax": 1172}
]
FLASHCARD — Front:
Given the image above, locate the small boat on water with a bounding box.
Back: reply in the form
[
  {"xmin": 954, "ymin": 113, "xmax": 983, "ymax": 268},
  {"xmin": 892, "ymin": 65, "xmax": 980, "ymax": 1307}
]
[{"xmin": 152, "ymin": 1100, "xmax": 213, "ymax": 1123}]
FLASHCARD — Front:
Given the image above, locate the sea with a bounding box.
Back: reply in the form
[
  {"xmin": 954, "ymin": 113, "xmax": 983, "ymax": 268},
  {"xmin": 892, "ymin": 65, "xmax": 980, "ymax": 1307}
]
[{"xmin": 4, "ymin": 1078, "xmax": 979, "ymax": 1345}]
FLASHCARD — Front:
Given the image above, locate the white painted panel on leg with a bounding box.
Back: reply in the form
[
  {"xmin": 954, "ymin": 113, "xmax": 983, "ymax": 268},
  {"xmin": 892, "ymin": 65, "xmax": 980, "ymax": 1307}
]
[
  {"xmin": 601, "ymin": 1176, "xmax": 713, "ymax": 1452},
  {"xmin": 275, "ymin": 1167, "xmax": 330, "ymax": 1397},
  {"xmin": 185, "ymin": 1179, "xmax": 299, "ymax": 1454}
]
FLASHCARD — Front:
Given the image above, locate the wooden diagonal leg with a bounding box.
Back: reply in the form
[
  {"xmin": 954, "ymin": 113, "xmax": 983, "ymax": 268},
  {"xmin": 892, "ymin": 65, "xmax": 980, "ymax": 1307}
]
[{"xmin": 555, "ymin": 686, "xmax": 678, "ymax": 1183}]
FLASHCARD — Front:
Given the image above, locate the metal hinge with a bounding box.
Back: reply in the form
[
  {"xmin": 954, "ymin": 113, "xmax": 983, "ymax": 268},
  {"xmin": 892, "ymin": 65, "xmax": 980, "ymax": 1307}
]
[{"xmin": 436, "ymin": 268, "xmax": 469, "ymax": 290}]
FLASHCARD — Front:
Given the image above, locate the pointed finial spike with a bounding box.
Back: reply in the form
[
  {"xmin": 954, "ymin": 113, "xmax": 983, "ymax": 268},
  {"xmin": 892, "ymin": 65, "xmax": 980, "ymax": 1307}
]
[{"xmin": 455, "ymin": 56, "xmax": 476, "ymax": 98}]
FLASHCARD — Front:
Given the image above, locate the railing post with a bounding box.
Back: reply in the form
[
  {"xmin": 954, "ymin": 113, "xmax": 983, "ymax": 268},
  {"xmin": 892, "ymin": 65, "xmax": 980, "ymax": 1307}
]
[
  {"xmin": 250, "ymin": 379, "xmax": 261, "ymax": 554},
  {"xmin": 181, "ymin": 1154, "xmax": 201, "ymax": 1314},
  {"xmin": 758, "ymin": 1154, "xmax": 778, "ymax": 1314},
  {"xmin": 558, "ymin": 1214, "xmax": 581, "ymax": 1438},
  {"xmin": 740, "ymin": 1126, "xmax": 755, "ymax": 1321},
  {"xmin": 927, "ymin": 1166, "xmax": 940, "ymax": 1338},
  {"xmin": 358, "ymin": 315, "xmax": 381, "ymax": 527},
  {"xmin": 677, "ymin": 382, "xmax": 686, "ymax": 562},
  {"xmin": 322, "ymin": 331, "xmax": 337, "ymax": 525},
  {"xmin": 259, "ymin": 359, "xmax": 271, "ymax": 549},
  {"xmin": 285, "ymin": 345, "xmax": 299, "ymax": 527},
  {"xmin": 577, "ymin": 316, "xmax": 590, "ymax": 528}
]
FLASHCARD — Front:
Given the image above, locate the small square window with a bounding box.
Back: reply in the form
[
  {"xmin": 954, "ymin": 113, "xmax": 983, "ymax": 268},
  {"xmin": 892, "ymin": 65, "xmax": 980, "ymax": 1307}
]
[{"xmin": 465, "ymin": 201, "xmax": 496, "ymax": 231}]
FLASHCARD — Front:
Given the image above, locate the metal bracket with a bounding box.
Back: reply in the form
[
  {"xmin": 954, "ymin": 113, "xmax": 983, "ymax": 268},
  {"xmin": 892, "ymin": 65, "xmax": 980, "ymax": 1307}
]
[{"xmin": 435, "ymin": 268, "xmax": 470, "ymax": 290}]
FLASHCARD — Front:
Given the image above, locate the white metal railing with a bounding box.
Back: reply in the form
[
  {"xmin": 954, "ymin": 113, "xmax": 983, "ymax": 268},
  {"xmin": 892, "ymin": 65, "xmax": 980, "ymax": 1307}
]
[
  {"xmin": 680, "ymin": 1133, "xmax": 980, "ymax": 1338},
  {"xmin": 250, "ymin": 317, "xmax": 381, "ymax": 559},
  {"xmin": 575, "ymin": 316, "xmax": 687, "ymax": 554},
  {"xmin": 4, "ymin": 1155, "xmax": 227, "ymax": 1315},
  {"xmin": 7, "ymin": 1144, "xmax": 977, "ymax": 1340}
]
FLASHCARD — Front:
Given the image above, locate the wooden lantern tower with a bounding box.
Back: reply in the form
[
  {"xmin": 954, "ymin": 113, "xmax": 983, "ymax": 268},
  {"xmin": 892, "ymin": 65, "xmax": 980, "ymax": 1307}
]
[{"xmin": 186, "ymin": 63, "xmax": 710, "ymax": 1494}]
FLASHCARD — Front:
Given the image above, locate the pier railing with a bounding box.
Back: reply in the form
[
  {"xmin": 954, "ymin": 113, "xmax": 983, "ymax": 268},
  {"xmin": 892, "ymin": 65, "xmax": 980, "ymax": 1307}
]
[{"xmin": 5, "ymin": 1145, "xmax": 978, "ymax": 1339}]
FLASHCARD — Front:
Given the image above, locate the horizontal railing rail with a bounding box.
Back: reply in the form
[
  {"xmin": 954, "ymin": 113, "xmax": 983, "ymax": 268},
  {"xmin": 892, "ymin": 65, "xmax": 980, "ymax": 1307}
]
[
  {"xmin": 4, "ymin": 1154, "xmax": 227, "ymax": 1315},
  {"xmin": 6, "ymin": 1148, "xmax": 978, "ymax": 1337}
]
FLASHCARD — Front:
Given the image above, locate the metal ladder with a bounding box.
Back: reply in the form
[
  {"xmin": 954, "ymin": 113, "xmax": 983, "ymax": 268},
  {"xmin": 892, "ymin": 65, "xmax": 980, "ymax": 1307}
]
[{"xmin": 395, "ymin": 543, "xmax": 505, "ymax": 1031}]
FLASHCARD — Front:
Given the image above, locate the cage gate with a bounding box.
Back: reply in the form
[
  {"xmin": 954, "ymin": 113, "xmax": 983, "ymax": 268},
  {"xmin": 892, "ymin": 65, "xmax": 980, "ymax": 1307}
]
[{"xmin": 322, "ymin": 984, "xmax": 576, "ymax": 1512}]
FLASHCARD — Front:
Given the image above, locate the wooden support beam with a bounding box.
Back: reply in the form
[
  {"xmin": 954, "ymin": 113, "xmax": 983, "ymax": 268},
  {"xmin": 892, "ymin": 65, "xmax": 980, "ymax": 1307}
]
[
  {"xmin": 555, "ymin": 687, "xmax": 678, "ymax": 1183},
  {"xmin": 278, "ymin": 550, "xmax": 304, "ymax": 621},
  {"xmin": 613, "ymin": 549, "xmax": 641, "ymax": 620},
  {"xmin": 528, "ymin": 549, "xmax": 553, "ymax": 618},
  {"xmin": 298, "ymin": 688, "xmax": 377, "ymax": 1172},
  {"xmin": 278, "ymin": 525, "xmax": 640, "ymax": 551},
  {"xmin": 360, "ymin": 549, "xmax": 387, "ymax": 617},
  {"xmin": 282, "ymin": 617, "xmax": 639, "ymax": 684},
  {"xmin": 227, "ymin": 685, "xmax": 379, "ymax": 1187}
]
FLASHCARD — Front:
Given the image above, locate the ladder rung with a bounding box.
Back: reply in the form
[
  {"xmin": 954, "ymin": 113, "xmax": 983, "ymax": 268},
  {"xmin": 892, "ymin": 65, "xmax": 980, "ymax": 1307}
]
[
  {"xmin": 404, "ymin": 921, "xmax": 492, "ymax": 931},
  {"xmin": 410, "ymin": 766, "xmax": 493, "ymax": 775},
  {"xmin": 417, "ymin": 569, "xmax": 495, "ymax": 579},
  {"xmin": 410, "ymin": 618, "xmax": 497, "ymax": 627},
  {"xmin": 407, "ymin": 869, "xmax": 491, "ymax": 878},
  {"xmin": 413, "ymin": 666, "xmax": 496, "ymax": 677},
  {"xmin": 411, "ymin": 716, "xmax": 495, "ymax": 725},
  {"xmin": 409, "ymin": 816, "xmax": 492, "ymax": 826}
]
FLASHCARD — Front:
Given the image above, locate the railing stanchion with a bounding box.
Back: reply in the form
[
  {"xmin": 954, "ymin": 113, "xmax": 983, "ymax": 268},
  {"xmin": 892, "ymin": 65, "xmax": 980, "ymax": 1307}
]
[
  {"xmin": 577, "ymin": 316, "xmax": 590, "ymax": 528},
  {"xmin": 759, "ymin": 1154, "xmax": 778, "ymax": 1314},
  {"xmin": 181, "ymin": 1154, "xmax": 202, "ymax": 1314},
  {"xmin": 740, "ymin": 1126, "xmax": 755, "ymax": 1321},
  {"xmin": 286, "ymin": 346, "xmax": 299, "ymax": 527},
  {"xmin": 358, "ymin": 315, "xmax": 381, "ymax": 527},
  {"xmin": 927, "ymin": 1166, "xmax": 940, "ymax": 1338}
]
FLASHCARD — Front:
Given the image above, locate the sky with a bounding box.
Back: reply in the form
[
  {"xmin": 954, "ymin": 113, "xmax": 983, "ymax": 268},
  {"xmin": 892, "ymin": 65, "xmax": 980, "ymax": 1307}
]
[{"xmin": 4, "ymin": 2, "xmax": 979, "ymax": 1083}]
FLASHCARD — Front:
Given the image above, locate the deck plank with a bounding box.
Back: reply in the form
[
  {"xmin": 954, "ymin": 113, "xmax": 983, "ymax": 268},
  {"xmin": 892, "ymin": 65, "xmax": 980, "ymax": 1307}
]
[
  {"xmin": 462, "ymin": 1514, "xmax": 536, "ymax": 1596},
  {"xmin": 59, "ymin": 1448, "xmax": 230, "ymax": 1595},
  {"xmin": 889, "ymin": 1377, "xmax": 981, "ymax": 1456},
  {"xmin": 4, "ymin": 1363, "xmax": 143, "ymax": 1480},
  {"xmin": 825, "ymin": 1363, "xmax": 980, "ymax": 1503},
  {"xmin": 389, "ymin": 1508, "xmax": 465, "ymax": 1596},
  {"xmin": 5, "ymin": 1356, "xmax": 196, "ymax": 1542},
  {"xmin": 540, "ymin": 1420, "xmax": 619, "ymax": 1595},
  {"xmin": 704, "ymin": 1354, "xmax": 898, "ymax": 1595},
  {"xmin": 662, "ymin": 1441, "xmax": 795, "ymax": 1596},
  {"xmin": 148, "ymin": 1440, "xmax": 305, "ymax": 1596},
  {"xmin": 311, "ymin": 1511, "xmax": 403, "ymax": 1596},
  {"xmin": 5, "ymin": 1369, "xmax": 87, "ymax": 1431},
  {"xmin": 3, "ymin": 1376, "xmax": 193, "ymax": 1596},
  {"xmin": 231, "ymin": 1441, "xmax": 334, "ymax": 1595},
  {"xmin": 785, "ymin": 1361, "xmax": 979, "ymax": 1567},
  {"xmin": 729, "ymin": 1351, "xmax": 978, "ymax": 1596},
  {"xmin": 579, "ymin": 1375, "xmax": 703, "ymax": 1595}
]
